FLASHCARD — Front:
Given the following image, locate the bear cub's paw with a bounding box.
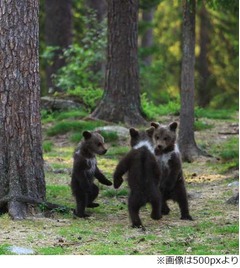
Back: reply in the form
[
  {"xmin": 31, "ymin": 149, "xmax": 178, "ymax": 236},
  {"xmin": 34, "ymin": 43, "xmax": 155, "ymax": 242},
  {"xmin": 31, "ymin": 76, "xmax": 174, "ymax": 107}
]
[{"xmin": 180, "ymin": 214, "xmax": 194, "ymax": 221}]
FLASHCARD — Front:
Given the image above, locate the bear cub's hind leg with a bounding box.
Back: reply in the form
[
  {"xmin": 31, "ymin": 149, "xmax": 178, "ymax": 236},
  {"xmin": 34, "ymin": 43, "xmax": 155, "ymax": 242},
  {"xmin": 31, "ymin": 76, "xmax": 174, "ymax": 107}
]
[
  {"xmin": 128, "ymin": 193, "xmax": 145, "ymax": 229},
  {"xmin": 150, "ymin": 191, "xmax": 162, "ymax": 220},
  {"xmin": 87, "ymin": 183, "xmax": 99, "ymax": 208}
]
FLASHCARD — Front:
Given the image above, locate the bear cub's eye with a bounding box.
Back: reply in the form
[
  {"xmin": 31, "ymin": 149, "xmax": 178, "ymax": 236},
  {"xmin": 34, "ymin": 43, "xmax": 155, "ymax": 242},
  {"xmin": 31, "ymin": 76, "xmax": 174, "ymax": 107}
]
[
  {"xmin": 163, "ymin": 137, "xmax": 168, "ymax": 141},
  {"xmin": 98, "ymin": 142, "xmax": 102, "ymax": 147}
]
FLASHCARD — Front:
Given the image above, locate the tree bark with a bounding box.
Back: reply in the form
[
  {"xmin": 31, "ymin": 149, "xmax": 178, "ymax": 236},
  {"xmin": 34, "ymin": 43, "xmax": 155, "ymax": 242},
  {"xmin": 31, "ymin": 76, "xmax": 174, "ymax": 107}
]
[
  {"xmin": 0, "ymin": 0, "xmax": 46, "ymax": 219},
  {"xmin": 45, "ymin": 0, "xmax": 73, "ymax": 93},
  {"xmin": 178, "ymin": 0, "xmax": 203, "ymax": 162},
  {"xmin": 196, "ymin": 1, "xmax": 211, "ymax": 107},
  {"xmin": 91, "ymin": 0, "xmax": 146, "ymax": 126},
  {"xmin": 141, "ymin": 7, "xmax": 155, "ymax": 66}
]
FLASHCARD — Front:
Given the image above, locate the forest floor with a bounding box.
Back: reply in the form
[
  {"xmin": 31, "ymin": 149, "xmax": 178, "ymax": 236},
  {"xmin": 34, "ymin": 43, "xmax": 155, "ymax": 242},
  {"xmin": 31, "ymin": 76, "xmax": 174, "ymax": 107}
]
[{"xmin": 0, "ymin": 110, "xmax": 239, "ymax": 256}]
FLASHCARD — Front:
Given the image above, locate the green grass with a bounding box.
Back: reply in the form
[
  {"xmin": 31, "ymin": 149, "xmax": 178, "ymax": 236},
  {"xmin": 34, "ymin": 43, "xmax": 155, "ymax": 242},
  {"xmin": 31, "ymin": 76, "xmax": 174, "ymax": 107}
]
[
  {"xmin": 195, "ymin": 107, "xmax": 235, "ymax": 120},
  {"xmin": 206, "ymin": 136, "xmax": 239, "ymax": 173},
  {"xmin": 37, "ymin": 246, "xmax": 66, "ymax": 255},
  {"xmin": 101, "ymin": 188, "xmax": 128, "ymax": 198},
  {"xmin": 70, "ymin": 132, "xmax": 82, "ymax": 143},
  {"xmin": 1, "ymin": 108, "xmax": 238, "ymax": 256},
  {"xmin": 70, "ymin": 130, "xmax": 119, "ymax": 144},
  {"xmin": 47, "ymin": 120, "xmax": 104, "ymax": 137},
  {"xmin": 54, "ymin": 110, "xmax": 88, "ymax": 121},
  {"xmin": 46, "ymin": 185, "xmax": 73, "ymax": 208},
  {"xmin": 107, "ymin": 146, "xmax": 129, "ymax": 157},
  {"xmin": 43, "ymin": 141, "xmax": 53, "ymax": 153},
  {"xmin": 219, "ymin": 137, "xmax": 239, "ymax": 162},
  {"xmin": 0, "ymin": 244, "xmax": 10, "ymax": 255},
  {"xmin": 214, "ymin": 224, "xmax": 239, "ymax": 234},
  {"xmin": 100, "ymin": 131, "xmax": 119, "ymax": 143},
  {"xmin": 194, "ymin": 120, "xmax": 214, "ymax": 131},
  {"xmin": 212, "ymin": 137, "xmax": 238, "ymax": 172},
  {"xmin": 141, "ymin": 95, "xmax": 180, "ymax": 119},
  {"xmin": 141, "ymin": 98, "xmax": 236, "ymax": 121},
  {"xmin": 41, "ymin": 109, "xmax": 88, "ymax": 124}
]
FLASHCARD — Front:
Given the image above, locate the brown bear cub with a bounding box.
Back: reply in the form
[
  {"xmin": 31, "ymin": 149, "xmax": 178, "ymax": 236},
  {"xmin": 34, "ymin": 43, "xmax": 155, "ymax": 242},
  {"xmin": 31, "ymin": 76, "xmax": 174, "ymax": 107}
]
[
  {"xmin": 151, "ymin": 122, "xmax": 193, "ymax": 220},
  {"xmin": 71, "ymin": 131, "xmax": 112, "ymax": 218},
  {"xmin": 113, "ymin": 127, "xmax": 162, "ymax": 229}
]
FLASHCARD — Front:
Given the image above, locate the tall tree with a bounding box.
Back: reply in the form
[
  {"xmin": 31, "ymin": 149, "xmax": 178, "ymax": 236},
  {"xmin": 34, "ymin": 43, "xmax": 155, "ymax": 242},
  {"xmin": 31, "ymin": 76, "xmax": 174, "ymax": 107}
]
[
  {"xmin": 178, "ymin": 0, "xmax": 204, "ymax": 162},
  {"xmin": 196, "ymin": 0, "xmax": 211, "ymax": 107},
  {"xmin": 91, "ymin": 0, "xmax": 145, "ymax": 126},
  {"xmin": 45, "ymin": 0, "xmax": 72, "ymax": 93},
  {"xmin": 0, "ymin": 0, "xmax": 45, "ymax": 219}
]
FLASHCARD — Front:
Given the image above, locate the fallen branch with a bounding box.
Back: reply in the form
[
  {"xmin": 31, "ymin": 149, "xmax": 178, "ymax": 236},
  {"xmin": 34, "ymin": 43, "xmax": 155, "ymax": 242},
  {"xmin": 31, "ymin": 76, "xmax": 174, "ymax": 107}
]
[
  {"xmin": 0, "ymin": 194, "xmax": 73, "ymax": 213},
  {"xmin": 218, "ymin": 131, "xmax": 239, "ymax": 135}
]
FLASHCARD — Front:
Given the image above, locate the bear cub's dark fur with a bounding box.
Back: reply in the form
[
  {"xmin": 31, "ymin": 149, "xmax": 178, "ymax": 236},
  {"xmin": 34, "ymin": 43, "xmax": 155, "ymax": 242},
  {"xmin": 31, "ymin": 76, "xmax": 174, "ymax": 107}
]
[
  {"xmin": 151, "ymin": 122, "xmax": 193, "ymax": 220},
  {"xmin": 71, "ymin": 131, "xmax": 112, "ymax": 218},
  {"xmin": 113, "ymin": 127, "xmax": 162, "ymax": 229}
]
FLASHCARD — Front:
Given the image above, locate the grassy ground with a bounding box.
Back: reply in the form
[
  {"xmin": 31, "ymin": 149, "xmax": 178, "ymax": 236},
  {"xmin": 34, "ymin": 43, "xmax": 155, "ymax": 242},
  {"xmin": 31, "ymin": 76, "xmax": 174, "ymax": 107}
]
[{"xmin": 0, "ymin": 109, "xmax": 239, "ymax": 255}]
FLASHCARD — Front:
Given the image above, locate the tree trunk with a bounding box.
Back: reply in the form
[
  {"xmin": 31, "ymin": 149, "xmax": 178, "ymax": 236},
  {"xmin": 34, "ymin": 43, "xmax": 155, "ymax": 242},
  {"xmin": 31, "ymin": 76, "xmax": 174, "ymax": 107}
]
[
  {"xmin": 0, "ymin": 0, "xmax": 46, "ymax": 219},
  {"xmin": 141, "ymin": 7, "xmax": 155, "ymax": 66},
  {"xmin": 91, "ymin": 0, "xmax": 146, "ymax": 126},
  {"xmin": 45, "ymin": 0, "xmax": 73, "ymax": 93},
  {"xmin": 196, "ymin": 1, "xmax": 211, "ymax": 107},
  {"xmin": 178, "ymin": 0, "xmax": 202, "ymax": 162}
]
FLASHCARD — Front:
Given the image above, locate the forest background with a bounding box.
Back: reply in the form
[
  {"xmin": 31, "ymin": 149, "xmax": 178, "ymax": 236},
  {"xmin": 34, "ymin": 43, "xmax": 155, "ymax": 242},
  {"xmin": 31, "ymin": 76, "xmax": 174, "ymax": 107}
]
[{"xmin": 40, "ymin": 0, "xmax": 239, "ymax": 112}]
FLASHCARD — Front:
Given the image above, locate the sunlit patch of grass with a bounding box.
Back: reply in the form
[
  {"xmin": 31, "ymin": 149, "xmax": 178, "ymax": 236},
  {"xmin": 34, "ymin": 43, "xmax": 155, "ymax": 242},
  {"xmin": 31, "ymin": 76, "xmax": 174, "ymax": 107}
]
[
  {"xmin": 44, "ymin": 172, "xmax": 71, "ymax": 186},
  {"xmin": 46, "ymin": 185, "xmax": 73, "ymax": 208},
  {"xmin": 97, "ymin": 157, "xmax": 118, "ymax": 175},
  {"xmin": 44, "ymin": 146, "xmax": 73, "ymax": 163}
]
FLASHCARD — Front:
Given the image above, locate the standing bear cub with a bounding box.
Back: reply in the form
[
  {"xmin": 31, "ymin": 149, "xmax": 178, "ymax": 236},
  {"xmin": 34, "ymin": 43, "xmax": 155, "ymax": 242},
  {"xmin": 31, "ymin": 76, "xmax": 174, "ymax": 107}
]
[
  {"xmin": 151, "ymin": 122, "xmax": 193, "ymax": 220},
  {"xmin": 113, "ymin": 127, "xmax": 162, "ymax": 229},
  {"xmin": 71, "ymin": 131, "xmax": 112, "ymax": 218}
]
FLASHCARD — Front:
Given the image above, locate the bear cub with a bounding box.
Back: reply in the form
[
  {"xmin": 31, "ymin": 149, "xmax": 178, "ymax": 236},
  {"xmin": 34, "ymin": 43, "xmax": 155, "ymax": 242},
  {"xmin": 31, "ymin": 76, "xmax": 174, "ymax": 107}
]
[
  {"xmin": 151, "ymin": 122, "xmax": 193, "ymax": 220},
  {"xmin": 71, "ymin": 131, "xmax": 112, "ymax": 218},
  {"xmin": 113, "ymin": 127, "xmax": 162, "ymax": 229}
]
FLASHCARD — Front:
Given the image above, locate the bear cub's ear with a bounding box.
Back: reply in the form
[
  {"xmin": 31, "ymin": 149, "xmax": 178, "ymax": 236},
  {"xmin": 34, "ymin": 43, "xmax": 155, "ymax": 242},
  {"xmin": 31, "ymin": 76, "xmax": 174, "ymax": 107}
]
[
  {"xmin": 146, "ymin": 126, "xmax": 155, "ymax": 137},
  {"xmin": 169, "ymin": 122, "xmax": 178, "ymax": 132},
  {"xmin": 151, "ymin": 122, "xmax": 159, "ymax": 129},
  {"xmin": 83, "ymin": 131, "xmax": 92, "ymax": 140},
  {"xmin": 129, "ymin": 128, "xmax": 139, "ymax": 138}
]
